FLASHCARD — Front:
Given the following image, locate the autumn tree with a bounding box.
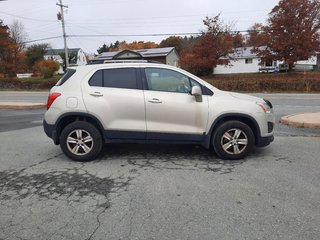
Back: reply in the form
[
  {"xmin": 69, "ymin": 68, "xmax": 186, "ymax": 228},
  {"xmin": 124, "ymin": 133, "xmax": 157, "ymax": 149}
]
[
  {"xmin": 117, "ymin": 41, "xmax": 158, "ymax": 50},
  {"xmin": 179, "ymin": 15, "xmax": 238, "ymax": 76},
  {"xmin": 255, "ymin": 0, "xmax": 320, "ymax": 70},
  {"xmin": 25, "ymin": 43, "xmax": 50, "ymax": 68},
  {"xmin": 159, "ymin": 36, "xmax": 184, "ymax": 54},
  {"xmin": 246, "ymin": 23, "xmax": 267, "ymax": 47},
  {"xmin": 232, "ymin": 32, "xmax": 245, "ymax": 48},
  {"xmin": 33, "ymin": 59, "xmax": 60, "ymax": 78},
  {"xmin": 0, "ymin": 20, "xmax": 18, "ymax": 77}
]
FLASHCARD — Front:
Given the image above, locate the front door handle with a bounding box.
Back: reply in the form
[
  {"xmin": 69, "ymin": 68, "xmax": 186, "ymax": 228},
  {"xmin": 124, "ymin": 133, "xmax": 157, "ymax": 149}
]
[
  {"xmin": 148, "ymin": 98, "xmax": 162, "ymax": 104},
  {"xmin": 90, "ymin": 92, "xmax": 103, "ymax": 97}
]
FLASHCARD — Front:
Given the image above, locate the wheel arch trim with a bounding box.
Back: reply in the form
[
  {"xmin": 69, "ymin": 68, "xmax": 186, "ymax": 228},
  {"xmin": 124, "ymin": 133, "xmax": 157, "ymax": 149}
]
[
  {"xmin": 54, "ymin": 112, "xmax": 105, "ymax": 144},
  {"xmin": 203, "ymin": 113, "xmax": 262, "ymax": 149}
]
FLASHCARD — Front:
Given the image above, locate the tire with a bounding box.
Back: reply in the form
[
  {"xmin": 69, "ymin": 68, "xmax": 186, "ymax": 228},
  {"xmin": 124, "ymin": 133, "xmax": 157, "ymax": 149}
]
[
  {"xmin": 59, "ymin": 121, "xmax": 103, "ymax": 161},
  {"xmin": 212, "ymin": 120, "xmax": 254, "ymax": 160}
]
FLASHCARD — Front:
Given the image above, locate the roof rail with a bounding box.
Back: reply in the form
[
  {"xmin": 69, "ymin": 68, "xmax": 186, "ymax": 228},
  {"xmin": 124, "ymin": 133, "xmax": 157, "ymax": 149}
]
[
  {"xmin": 87, "ymin": 59, "xmax": 164, "ymax": 65},
  {"xmin": 103, "ymin": 60, "xmax": 148, "ymax": 63}
]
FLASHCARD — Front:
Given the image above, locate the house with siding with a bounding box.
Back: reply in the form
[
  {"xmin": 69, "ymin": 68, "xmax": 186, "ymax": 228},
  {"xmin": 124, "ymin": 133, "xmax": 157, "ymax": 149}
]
[
  {"xmin": 91, "ymin": 47, "xmax": 179, "ymax": 66},
  {"xmin": 213, "ymin": 47, "xmax": 319, "ymax": 74},
  {"xmin": 44, "ymin": 48, "xmax": 87, "ymax": 74},
  {"xmin": 213, "ymin": 47, "xmax": 281, "ymax": 74}
]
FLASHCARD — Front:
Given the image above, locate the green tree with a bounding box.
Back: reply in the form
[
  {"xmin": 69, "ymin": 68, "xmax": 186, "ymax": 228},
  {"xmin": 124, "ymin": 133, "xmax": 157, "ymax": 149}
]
[
  {"xmin": 159, "ymin": 36, "xmax": 184, "ymax": 54},
  {"xmin": 59, "ymin": 52, "xmax": 77, "ymax": 68},
  {"xmin": 97, "ymin": 41, "xmax": 121, "ymax": 53},
  {"xmin": 25, "ymin": 43, "xmax": 50, "ymax": 69},
  {"xmin": 97, "ymin": 43, "xmax": 108, "ymax": 54}
]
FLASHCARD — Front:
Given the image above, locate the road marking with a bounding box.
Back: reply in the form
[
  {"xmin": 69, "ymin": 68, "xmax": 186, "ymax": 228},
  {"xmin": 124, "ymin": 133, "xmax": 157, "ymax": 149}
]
[{"xmin": 31, "ymin": 120, "xmax": 43, "ymax": 124}]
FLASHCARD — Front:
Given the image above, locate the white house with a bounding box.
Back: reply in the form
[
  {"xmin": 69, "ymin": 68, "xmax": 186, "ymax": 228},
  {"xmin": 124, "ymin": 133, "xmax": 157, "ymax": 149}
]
[
  {"xmin": 213, "ymin": 47, "xmax": 319, "ymax": 74},
  {"xmin": 294, "ymin": 55, "xmax": 319, "ymax": 71},
  {"xmin": 213, "ymin": 47, "xmax": 281, "ymax": 74},
  {"xmin": 44, "ymin": 48, "xmax": 87, "ymax": 74}
]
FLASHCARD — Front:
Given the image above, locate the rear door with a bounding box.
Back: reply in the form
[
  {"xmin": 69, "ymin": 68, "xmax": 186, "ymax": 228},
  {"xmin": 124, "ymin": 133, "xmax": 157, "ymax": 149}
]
[{"xmin": 82, "ymin": 67, "xmax": 146, "ymax": 139}]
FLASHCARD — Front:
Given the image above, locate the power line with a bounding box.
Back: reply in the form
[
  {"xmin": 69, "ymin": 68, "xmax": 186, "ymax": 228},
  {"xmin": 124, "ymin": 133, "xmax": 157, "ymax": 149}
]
[
  {"xmin": 21, "ymin": 29, "xmax": 268, "ymax": 44},
  {"xmin": 23, "ymin": 36, "xmax": 62, "ymax": 44},
  {"xmin": 0, "ymin": 10, "xmax": 56, "ymax": 22},
  {"xmin": 69, "ymin": 33, "xmax": 201, "ymax": 38}
]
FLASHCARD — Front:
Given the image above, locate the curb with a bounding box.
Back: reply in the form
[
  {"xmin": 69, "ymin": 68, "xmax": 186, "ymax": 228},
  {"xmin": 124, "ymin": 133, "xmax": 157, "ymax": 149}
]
[
  {"xmin": 280, "ymin": 113, "xmax": 320, "ymax": 129},
  {"xmin": 0, "ymin": 102, "xmax": 46, "ymax": 110}
]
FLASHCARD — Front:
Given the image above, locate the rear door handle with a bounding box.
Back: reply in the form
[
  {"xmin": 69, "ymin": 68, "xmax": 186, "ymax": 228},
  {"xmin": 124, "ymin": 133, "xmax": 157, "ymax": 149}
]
[
  {"xmin": 148, "ymin": 98, "xmax": 162, "ymax": 104},
  {"xmin": 90, "ymin": 92, "xmax": 103, "ymax": 97}
]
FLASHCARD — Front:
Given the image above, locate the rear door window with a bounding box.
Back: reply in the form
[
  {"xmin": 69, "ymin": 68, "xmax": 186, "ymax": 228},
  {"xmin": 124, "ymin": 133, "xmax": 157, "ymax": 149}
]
[
  {"xmin": 103, "ymin": 68, "xmax": 137, "ymax": 89},
  {"xmin": 89, "ymin": 68, "xmax": 137, "ymax": 89}
]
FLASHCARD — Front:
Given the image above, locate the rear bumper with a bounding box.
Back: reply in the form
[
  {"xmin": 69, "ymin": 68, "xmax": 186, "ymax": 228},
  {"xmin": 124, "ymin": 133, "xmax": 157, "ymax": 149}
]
[
  {"xmin": 43, "ymin": 120, "xmax": 59, "ymax": 145},
  {"xmin": 256, "ymin": 135, "xmax": 274, "ymax": 147}
]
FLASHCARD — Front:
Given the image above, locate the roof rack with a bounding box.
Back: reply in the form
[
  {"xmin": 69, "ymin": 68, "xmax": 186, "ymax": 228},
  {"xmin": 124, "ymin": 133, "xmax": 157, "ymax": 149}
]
[
  {"xmin": 103, "ymin": 60, "xmax": 148, "ymax": 63},
  {"xmin": 87, "ymin": 59, "xmax": 163, "ymax": 65},
  {"xmin": 103, "ymin": 60, "xmax": 163, "ymax": 64}
]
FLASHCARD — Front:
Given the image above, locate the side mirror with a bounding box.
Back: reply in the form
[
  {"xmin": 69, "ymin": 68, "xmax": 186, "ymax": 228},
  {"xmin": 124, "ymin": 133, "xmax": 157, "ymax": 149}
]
[{"xmin": 191, "ymin": 86, "xmax": 202, "ymax": 102}]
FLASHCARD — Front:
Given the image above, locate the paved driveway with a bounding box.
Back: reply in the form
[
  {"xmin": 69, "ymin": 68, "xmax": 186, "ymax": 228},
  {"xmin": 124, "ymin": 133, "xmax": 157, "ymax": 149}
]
[{"xmin": 0, "ymin": 93, "xmax": 320, "ymax": 240}]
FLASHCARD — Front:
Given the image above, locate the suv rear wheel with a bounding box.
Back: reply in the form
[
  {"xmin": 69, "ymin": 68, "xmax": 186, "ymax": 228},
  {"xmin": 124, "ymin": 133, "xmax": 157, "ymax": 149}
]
[
  {"xmin": 60, "ymin": 121, "xmax": 103, "ymax": 161},
  {"xmin": 213, "ymin": 121, "xmax": 254, "ymax": 160}
]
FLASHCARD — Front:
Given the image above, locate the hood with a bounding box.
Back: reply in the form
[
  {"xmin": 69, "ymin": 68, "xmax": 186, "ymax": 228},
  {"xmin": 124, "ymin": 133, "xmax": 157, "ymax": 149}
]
[{"xmin": 225, "ymin": 91, "xmax": 263, "ymax": 102}]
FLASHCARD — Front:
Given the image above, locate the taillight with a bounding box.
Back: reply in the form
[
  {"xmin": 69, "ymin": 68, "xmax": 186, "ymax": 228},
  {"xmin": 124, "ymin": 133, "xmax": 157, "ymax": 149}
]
[{"xmin": 47, "ymin": 93, "xmax": 61, "ymax": 110}]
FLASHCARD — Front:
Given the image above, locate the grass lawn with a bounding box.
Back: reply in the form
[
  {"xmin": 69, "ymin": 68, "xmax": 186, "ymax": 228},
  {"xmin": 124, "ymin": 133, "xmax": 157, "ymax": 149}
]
[{"xmin": 0, "ymin": 75, "xmax": 61, "ymax": 90}]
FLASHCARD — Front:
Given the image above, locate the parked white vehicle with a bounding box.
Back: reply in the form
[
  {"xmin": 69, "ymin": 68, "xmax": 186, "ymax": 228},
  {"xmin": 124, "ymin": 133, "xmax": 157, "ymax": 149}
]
[{"xmin": 44, "ymin": 62, "xmax": 275, "ymax": 161}]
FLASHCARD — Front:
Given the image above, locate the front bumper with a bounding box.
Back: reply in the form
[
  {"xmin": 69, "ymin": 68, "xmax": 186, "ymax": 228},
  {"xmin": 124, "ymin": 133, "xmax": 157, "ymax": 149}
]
[{"xmin": 256, "ymin": 134, "xmax": 274, "ymax": 147}]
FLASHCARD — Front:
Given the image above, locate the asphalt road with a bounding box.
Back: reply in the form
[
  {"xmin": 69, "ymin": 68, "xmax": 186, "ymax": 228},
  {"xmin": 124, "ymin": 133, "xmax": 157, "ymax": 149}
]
[
  {"xmin": 1, "ymin": 92, "xmax": 320, "ymax": 136},
  {"xmin": 0, "ymin": 92, "xmax": 320, "ymax": 240}
]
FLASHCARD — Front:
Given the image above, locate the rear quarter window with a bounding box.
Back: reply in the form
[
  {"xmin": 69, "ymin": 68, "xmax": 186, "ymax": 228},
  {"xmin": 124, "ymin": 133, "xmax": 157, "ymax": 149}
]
[{"xmin": 55, "ymin": 69, "xmax": 76, "ymax": 86}]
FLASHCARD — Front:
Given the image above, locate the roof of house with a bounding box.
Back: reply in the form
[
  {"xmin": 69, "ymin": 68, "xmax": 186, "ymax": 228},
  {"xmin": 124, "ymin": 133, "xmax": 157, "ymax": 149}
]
[
  {"xmin": 97, "ymin": 47, "xmax": 175, "ymax": 60},
  {"xmin": 45, "ymin": 48, "xmax": 81, "ymax": 56},
  {"xmin": 218, "ymin": 46, "xmax": 268, "ymax": 60}
]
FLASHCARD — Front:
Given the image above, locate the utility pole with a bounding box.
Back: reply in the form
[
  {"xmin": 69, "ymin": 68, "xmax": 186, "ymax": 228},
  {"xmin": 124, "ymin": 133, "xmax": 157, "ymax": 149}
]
[{"xmin": 56, "ymin": 0, "xmax": 69, "ymax": 68}]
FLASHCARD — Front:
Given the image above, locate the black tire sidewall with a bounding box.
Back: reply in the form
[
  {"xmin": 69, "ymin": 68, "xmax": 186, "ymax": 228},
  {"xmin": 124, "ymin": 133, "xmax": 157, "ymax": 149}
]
[
  {"xmin": 212, "ymin": 121, "xmax": 254, "ymax": 160},
  {"xmin": 60, "ymin": 121, "xmax": 103, "ymax": 161}
]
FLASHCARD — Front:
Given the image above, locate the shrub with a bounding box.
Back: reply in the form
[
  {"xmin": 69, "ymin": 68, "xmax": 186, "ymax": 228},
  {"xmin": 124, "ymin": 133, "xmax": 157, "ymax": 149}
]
[{"xmin": 33, "ymin": 60, "xmax": 60, "ymax": 78}]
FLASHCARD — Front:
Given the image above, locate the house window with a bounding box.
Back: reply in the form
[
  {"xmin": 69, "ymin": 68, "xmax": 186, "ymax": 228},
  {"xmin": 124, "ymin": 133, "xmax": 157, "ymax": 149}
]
[
  {"xmin": 265, "ymin": 60, "xmax": 273, "ymax": 67},
  {"xmin": 245, "ymin": 58, "xmax": 253, "ymax": 64}
]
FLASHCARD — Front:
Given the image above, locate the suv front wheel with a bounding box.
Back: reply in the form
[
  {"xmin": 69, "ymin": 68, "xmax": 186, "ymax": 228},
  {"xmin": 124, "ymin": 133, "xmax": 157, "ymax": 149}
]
[
  {"xmin": 213, "ymin": 121, "xmax": 254, "ymax": 160},
  {"xmin": 60, "ymin": 121, "xmax": 103, "ymax": 161}
]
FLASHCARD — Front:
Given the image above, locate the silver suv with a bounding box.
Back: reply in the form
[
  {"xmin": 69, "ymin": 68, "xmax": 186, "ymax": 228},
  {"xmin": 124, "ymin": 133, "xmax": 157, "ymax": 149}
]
[{"xmin": 43, "ymin": 62, "xmax": 274, "ymax": 161}]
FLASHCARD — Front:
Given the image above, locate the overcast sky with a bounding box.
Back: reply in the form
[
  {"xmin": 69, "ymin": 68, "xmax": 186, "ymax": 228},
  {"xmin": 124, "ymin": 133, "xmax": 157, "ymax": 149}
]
[{"xmin": 1, "ymin": 0, "xmax": 280, "ymax": 54}]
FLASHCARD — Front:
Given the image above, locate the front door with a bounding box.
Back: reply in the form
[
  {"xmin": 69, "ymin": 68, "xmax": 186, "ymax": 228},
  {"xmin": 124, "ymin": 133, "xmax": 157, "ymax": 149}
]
[{"xmin": 143, "ymin": 67, "xmax": 209, "ymax": 141}]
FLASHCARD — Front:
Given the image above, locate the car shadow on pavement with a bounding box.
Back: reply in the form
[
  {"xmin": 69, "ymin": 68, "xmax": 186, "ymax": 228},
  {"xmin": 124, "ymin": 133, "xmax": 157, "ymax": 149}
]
[{"xmin": 97, "ymin": 144, "xmax": 247, "ymax": 174}]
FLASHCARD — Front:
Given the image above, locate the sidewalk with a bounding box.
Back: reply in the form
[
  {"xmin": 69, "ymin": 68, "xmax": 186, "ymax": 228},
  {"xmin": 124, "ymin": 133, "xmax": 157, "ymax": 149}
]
[
  {"xmin": 0, "ymin": 102, "xmax": 46, "ymax": 110},
  {"xmin": 280, "ymin": 112, "xmax": 320, "ymax": 129}
]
